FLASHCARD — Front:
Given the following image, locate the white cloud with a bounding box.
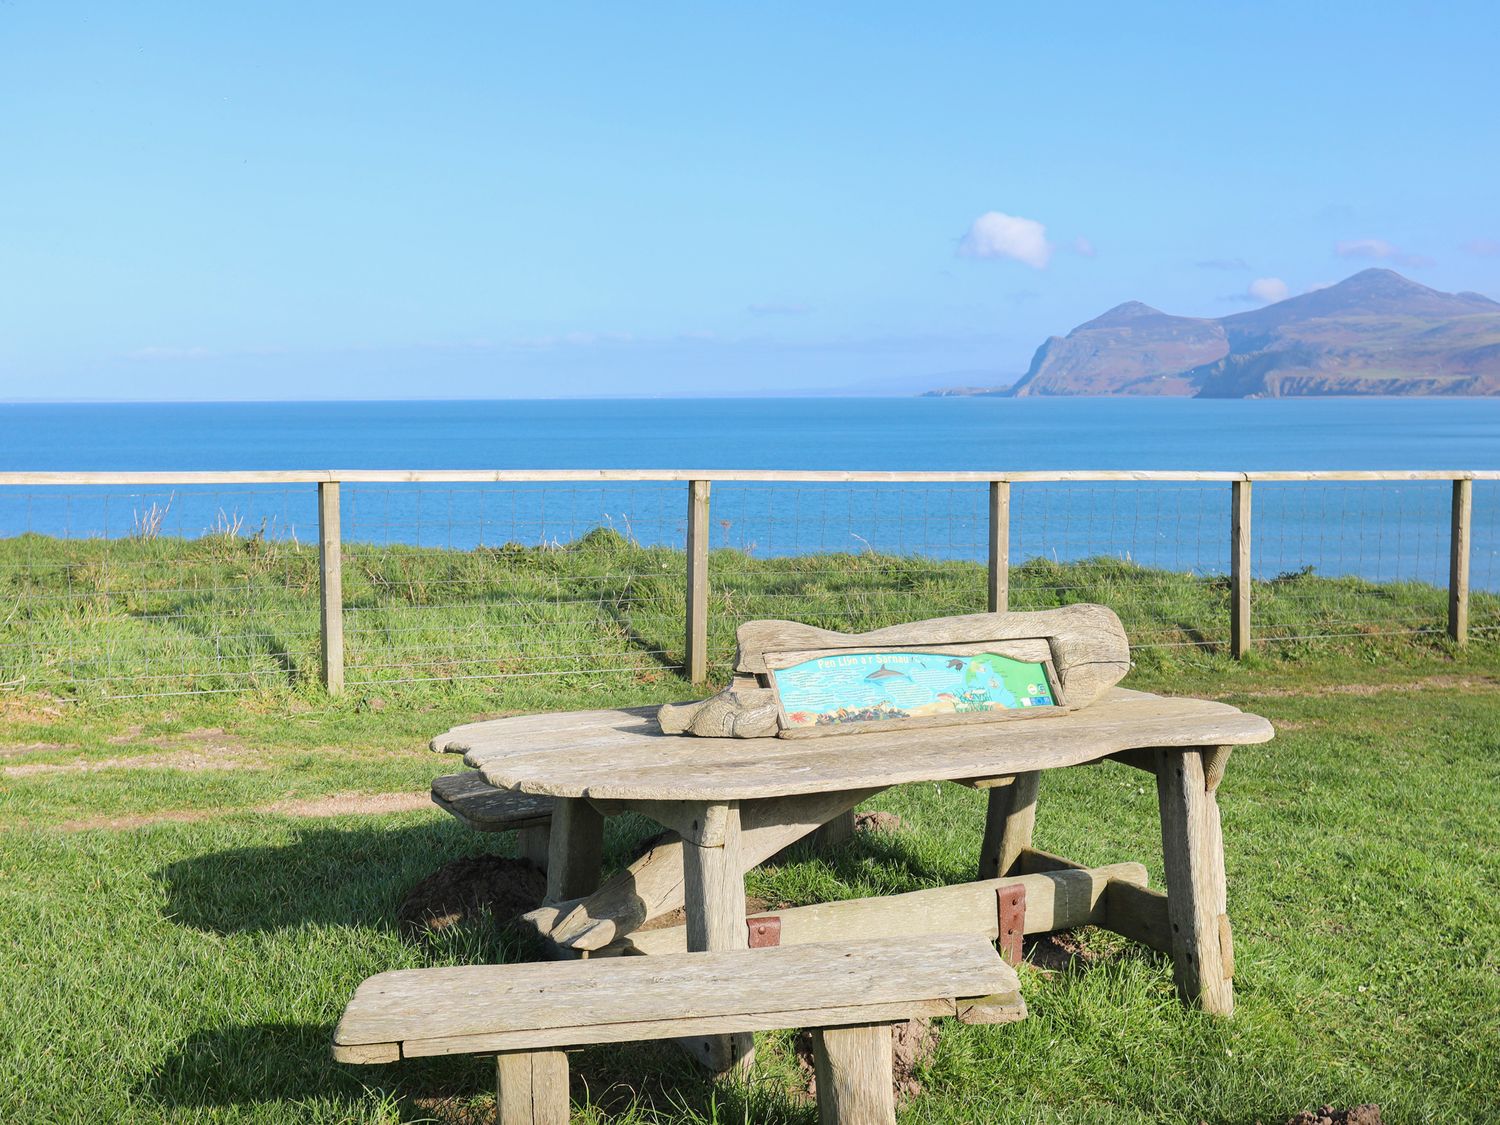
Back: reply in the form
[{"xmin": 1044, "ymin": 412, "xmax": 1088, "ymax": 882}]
[
  {"xmin": 1072, "ymin": 236, "xmax": 1096, "ymax": 258},
  {"xmin": 958, "ymin": 211, "xmax": 1053, "ymax": 269},
  {"xmin": 1248, "ymin": 277, "xmax": 1289, "ymax": 303},
  {"xmin": 1334, "ymin": 238, "xmax": 1434, "ymax": 268},
  {"xmin": 1463, "ymin": 238, "xmax": 1500, "ymax": 258}
]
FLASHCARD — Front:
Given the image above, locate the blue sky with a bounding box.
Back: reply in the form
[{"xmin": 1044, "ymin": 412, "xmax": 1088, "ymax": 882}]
[{"xmin": 2, "ymin": 1, "xmax": 1497, "ymax": 400}]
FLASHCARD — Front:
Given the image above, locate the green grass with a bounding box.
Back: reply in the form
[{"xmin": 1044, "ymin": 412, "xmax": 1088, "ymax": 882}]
[
  {"xmin": 4, "ymin": 529, "xmax": 1496, "ymax": 702},
  {"xmin": 2, "ymin": 535, "xmax": 1499, "ymax": 1122}
]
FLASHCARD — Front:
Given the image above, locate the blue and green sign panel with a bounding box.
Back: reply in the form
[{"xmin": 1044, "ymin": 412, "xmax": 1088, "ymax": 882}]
[{"xmin": 770, "ymin": 650, "xmax": 1057, "ymax": 731}]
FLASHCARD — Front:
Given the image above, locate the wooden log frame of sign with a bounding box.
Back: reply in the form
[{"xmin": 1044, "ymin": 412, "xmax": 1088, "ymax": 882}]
[{"xmin": 658, "ymin": 604, "xmax": 1132, "ymax": 739}]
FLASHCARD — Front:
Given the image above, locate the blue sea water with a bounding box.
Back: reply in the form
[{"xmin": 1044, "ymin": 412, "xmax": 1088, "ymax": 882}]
[{"xmin": 0, "ymin": 397, "xmax": 1496, "ymax": 586}]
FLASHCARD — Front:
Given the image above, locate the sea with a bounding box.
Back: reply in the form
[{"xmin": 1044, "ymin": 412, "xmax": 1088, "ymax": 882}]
[{"xmin": 1, "ymin": 397, "xmax": 1497, "ymax": 586}]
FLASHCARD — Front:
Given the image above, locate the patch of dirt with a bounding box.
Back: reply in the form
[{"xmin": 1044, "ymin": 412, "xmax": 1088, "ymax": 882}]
[
  {"xmin": 3, "ymin": 748, "xmax": 256, "ymax": 778},
  {"xmin": 1283, "ymin": 1106, "xmax": 1383, "ymax": 1125},
  {"xmin": 1216, "ymin": 673, "xmax": 1500, "ymax": 700},
  {"xmin": 795, "ymin": 1017, "xmax": 939, "ymax": 1103},
  {"xmin": 0, "ymin": 697, "xmax": 66, "ymax": 724},
  {"xmin": 55, "ymin": 789, "xmax": 434, "ymax": 831},
  {"xmin": 0, "ymin": 741, "xmax": 71, "ymax": 760},
  {"xmin": 57, "ymin": 808, "xmax": 220, "ymax": 832},
  {"xmin": 396, "ymin": 855, "xmax": 549, "ymax": 942},
  {"xmin": 266, "ymin": 791, "xmax": 433, "ymax": 818},
  {"xmin": 855, "ymin": 810, "xmax": 902, "ymax": 834},
  {"xmin": 1025, "ymin": 929, "xmax": 1102, "ymax": 972}
]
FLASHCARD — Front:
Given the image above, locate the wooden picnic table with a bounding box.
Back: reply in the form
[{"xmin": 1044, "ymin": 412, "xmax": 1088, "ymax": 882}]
[{"xmin": 433, "ymin": 683, "xmax": 1272, "ymax": 1069}]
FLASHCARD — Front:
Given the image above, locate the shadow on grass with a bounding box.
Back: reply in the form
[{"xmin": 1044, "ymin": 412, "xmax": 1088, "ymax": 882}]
[
  {"xmin": 155, "ymin": 823, "xmax": 476, "ymax": 935},
  {"xmin": 138, "ymin": 1023, "xmax": 815, "ymax": 1122},
  {"xmin": 153, "ymin": 817, "xmax": 654, "ymax": 936}
]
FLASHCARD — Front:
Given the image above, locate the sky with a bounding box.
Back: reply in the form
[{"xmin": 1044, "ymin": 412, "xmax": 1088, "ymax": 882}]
[{"xmin": 2, "ymin": 1, "xmax": 1498, "ymax": 401}]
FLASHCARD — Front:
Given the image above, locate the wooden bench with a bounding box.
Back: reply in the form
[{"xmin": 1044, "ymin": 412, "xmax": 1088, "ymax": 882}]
[
  {"xmin": 430, "ymin": 771, "xmax": 554, "ymax": 868},
  {"xmin": 333, "ymin": 933, "xmax": 1024, "ymax": 1125}
]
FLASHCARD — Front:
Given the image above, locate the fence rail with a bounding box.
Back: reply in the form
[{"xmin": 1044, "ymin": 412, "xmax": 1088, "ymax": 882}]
[{"xmin": 0, "ymin": 469, "xmax": 1494, "ymax": 699}]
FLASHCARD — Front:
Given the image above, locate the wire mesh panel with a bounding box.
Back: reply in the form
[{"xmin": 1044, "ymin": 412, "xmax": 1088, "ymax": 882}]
[
  {"xmin": 0, "ymin": 486, "xmax": 319, "ymax": 697},
  {"xmin": 1250, "ymin": 482, "xmax": 1451, "ymax": 643},
  {"xmin": 1009, "ymin": 482, "xmax": 1230, "ymax": 649},
  {"xmin": 338, "ymin": 483, "xmax": 688, "ymax": 687},
  {"xmin": 1471, "ymin": 480, "xmax": 1500, "ymax": 639},
  {"xmin": 705, "ymin": 483, "xmax": 990, "ymax": 675}
]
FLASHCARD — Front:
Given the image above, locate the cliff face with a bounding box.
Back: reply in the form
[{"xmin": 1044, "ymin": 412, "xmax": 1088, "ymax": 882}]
[{"xmin": 1001, "ymin": 270, "xmax": 1500, "ymax": 398}]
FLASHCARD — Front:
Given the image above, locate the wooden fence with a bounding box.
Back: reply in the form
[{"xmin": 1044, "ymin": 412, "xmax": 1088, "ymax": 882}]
[{"xmin": 1, "ymin": 468, "xmax": 1491, "ymax": 692}]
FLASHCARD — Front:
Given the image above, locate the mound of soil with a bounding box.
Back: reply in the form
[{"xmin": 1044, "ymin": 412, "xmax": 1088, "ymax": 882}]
[
  {"xmin": 397, "ymin": 855, "xmax": 547, "ymax": 942},
  {"xmin": 855, "ymin": 810, "xmax": 902, "ymax": 834},
  {"xmin": 796, "ymin": 1017, "xmax": 939, "ymax": 1103},
  {"xmin": 1285, "ymin": 1106, "xmax": 1383, "ymax": 1125}
]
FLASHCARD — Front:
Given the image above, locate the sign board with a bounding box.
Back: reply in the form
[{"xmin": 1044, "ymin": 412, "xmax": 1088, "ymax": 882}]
[{"xmin": 764, "ymin": 641, "xmax": 1066, "ymax": 736}]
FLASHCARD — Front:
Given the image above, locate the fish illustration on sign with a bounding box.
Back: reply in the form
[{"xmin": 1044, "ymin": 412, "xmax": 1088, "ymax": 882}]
[
  {"xmin": 864, "ymin": 664, "xmax": 912, "ymax": 684},
  {"xmin": 946, "ymin": 658, "xmax": 965, "ymax": 670}
]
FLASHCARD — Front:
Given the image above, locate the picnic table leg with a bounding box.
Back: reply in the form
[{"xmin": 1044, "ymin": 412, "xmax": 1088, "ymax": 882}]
[
  {"xmin": 979, "ymin": 771, "xmax": 1040, "ymax": 879},
  {"xmin": 1156, "ymin": 747, "xmax": 1235, "ymax": 1017},
  {"xmin": 545, "ymin": 798, "xmax": 604, "ymax": 904},
  {"xmin": 812, "ymin": 1024, "xmax": 897, "ymax": 1125},
  {"xmin": 681, "ymin": 799, "xmax": 755, "ymax": 1076}
]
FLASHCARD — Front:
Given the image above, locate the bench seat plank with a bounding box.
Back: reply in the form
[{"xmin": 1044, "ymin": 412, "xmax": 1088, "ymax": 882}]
[
  {"xmin": 333, "ymin": 933, "xmax": 1016, "ymax": 1060},
  {"xmin": 431, "ymin": 771, "xmax": 553, "ymax": 832}
]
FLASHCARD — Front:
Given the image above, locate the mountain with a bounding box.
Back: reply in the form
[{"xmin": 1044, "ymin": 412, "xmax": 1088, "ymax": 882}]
[{"xmin": 989, "ymin": 270, "xmax": 1500, "ymax": 398}]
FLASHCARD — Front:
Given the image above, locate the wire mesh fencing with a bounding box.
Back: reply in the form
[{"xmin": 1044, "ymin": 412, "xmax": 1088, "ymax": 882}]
[
  {"xmin": 0, "ymin": 473, "xmax": 1493, "ymax": 701},
  {"xmin": 0, "ymin": 486, "xmax": 320, "ymax": 697}
]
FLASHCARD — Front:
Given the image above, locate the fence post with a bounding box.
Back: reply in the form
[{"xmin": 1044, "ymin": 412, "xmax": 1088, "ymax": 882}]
[
  {"xmin": 1230, "ymin": 480, "xmax": 1252, "ymax": 659},
  {"xmin": 685, "ymin": 479, "xmax": 711, "ymax": 684},
  {"xmin": 318, "ymin": 480, "xmax": 345, "ymax": 693},
  {"xmin": 1449, "ymin": 477, "xmax": 1472, "ymax": 646},
  {"xmin": 988, "ymin": 480, "xmax": 1010, "ymax": 613}
]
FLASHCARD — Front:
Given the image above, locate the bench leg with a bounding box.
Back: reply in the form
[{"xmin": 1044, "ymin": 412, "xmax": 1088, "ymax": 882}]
[
  {"xmin": 517, "ymin": 825, "xmax": 550, "ymax": 873},
  {"xmin": 545, "ymin": 798, "xmax": 603, "ymax": 904},
  {"xmin": 812, "ymin": 1024, "xmax": 895, "ymax": 1125},
  {"xmin": 1156, "ymin": 747, "xmax": 1235, "ymax": 1017},
  {"xmin": 681, "ymin": 800, "xmax": 754, "ymax": 1076},
  {"xmin": 979, "ymin": 771, "xmax": 1039, "ymax": 879},
  {"xmin": 496, "ymin": 1049, "xmax": 568, "ymax": 1125}
]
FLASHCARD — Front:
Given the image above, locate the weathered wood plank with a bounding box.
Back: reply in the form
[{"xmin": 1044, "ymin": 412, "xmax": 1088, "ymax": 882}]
[
  {"xmin": 431, "ymin": 772, "xmax": 554, "ymax": 832},
  {"xmin": 813, "ymin": 1023, "xmax": 896, "ymax": 1125},
  {"xmin": 733, "ymin": 604, "xmax": 1131, "ymax": 710},
  {"xmin": 496, "ymin": 1050, "xmax": 569, "ymax": 1125},
  {"xmin": 545, "ymin": 798, "xmax": 604, "ymax": 904},
  {"xmin": 1156, "ymin": 748, "xmax": 1235, "ymax": 1016},
  {"xmin": 1450, "ymin": 477, "xmax": 1472, "ymax": 645},
  {"xmin": 681, "ymin": 801, "xmax": 753, "ymax": 1074},
  {"xmin": 317, "ymin": 481, "xmax": 344, "ymax": 694},
  {"xmin": 1231, "ymin": 480, "xmax": 1252, "ymax": 659},
  {"xmin": 988, "ymin": 481, "xmax": 1010, "ymax": 613},
  {"xmin": 1102, "ymin": 879, "xmax": 1172, "ymax": 953},
  {"xmin": 472, "ymin": 691, "xmax": 1272, "ymax": 802},
  {"xmin": 979, "ymin": 772, "xmax": 1039, "ymax": 879},
  {"xmin": 332, "ymin": 934, "xmax": 1012, "ymax": 1058},
  {"xmin": 4, "ymin": 468, "xmax": 1481, "ymax": 488},
  {"xmin": 610, "ymin": 862, "xmax": 1148, "ymax": 956},
  {"xmin": 685, "ymin": 479, "xmax": 711, "ymax": 684},
  {"xmin": 399, "ymin": 1000, "xmax": 963, "ymax": 1058}
]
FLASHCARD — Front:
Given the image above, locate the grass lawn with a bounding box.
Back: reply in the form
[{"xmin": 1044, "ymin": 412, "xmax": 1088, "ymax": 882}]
[{"xmin": 1, "ymin": 543, "xmax": 1498, "ymax": 1122}]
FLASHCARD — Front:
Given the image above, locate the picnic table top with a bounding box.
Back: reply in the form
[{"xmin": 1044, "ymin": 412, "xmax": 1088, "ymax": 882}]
[{"xmin": 433, "ymin": 687, "xmax": 1273, "ymax": 803}]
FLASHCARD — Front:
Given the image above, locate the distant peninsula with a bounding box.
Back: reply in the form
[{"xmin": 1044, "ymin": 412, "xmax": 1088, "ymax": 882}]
[{"xmin": 925, "ymin": 269, "xmax": 1500, "ymax": 398}]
